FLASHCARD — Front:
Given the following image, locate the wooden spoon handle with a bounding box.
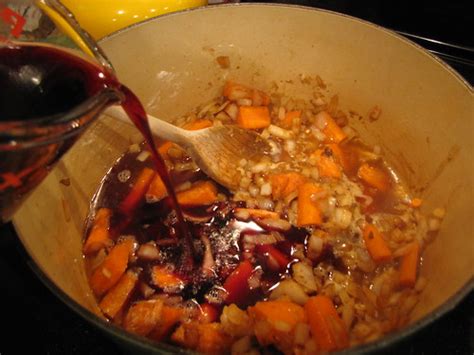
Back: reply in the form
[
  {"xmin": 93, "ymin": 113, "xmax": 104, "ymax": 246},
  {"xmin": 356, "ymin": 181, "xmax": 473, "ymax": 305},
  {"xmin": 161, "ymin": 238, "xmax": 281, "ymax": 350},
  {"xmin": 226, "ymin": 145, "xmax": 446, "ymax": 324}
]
[{"xmin": 105, "ymin": 105, "xmax": 191, "ymax": 146}]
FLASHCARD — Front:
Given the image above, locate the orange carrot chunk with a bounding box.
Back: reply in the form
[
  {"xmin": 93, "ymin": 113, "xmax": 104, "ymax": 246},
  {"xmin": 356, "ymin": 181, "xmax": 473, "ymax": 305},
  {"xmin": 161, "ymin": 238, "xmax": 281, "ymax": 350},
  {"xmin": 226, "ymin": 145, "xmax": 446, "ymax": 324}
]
[
  {"xmin": 249, "ymin": 300, "xmax": 306, "ymax": 351},
  {"xmin": 146, "ymin": 174, "xmax": 167, "ymax": 201},
  {"xmin": 399, "ymin": 242, "xmax": 420, "ymax": 287},
  {"xmin": 99, "ymin": 270, "xmax": 138, "ymax": 319},
  {"xmin": 411, "ymin": 198, "xmax": 423, "ymax": 208},
  {"xmin": 315, "ymin": 111, "xmax": 347, "ymax": 143},
  {"xmin": 270, "ymin": 172, "xmax": 306, "ymax": 200},
  {"xmin": 237, "ymin": 106, "xmax": 271, "ymax": 129},
  {"xmin": 297, "ymin": 182, "xmax": 323, "ymax": 226},
  {"xmin": 119, "ymin": 167, "xmax": 156, "ymax": 215},
  {"xmin": 172, "ymin": 322, "xmax": 232, "ymax": 354},
  {"xmin": 305, "ymin": 295, "xmax": 349, "ymax": 352},
  {"xmin": 83, "ymin": 208, "xmax": 113, "ymax": 255},
  {"xmin": 123, "ymin": 299, "xmax": 164, "ymax": 336},
  {"xmin": 158, "ymin": 141, "xmax": 172, "ymax": 157},
  {"xmin": 249, "ymin": 300, "xmax": 306, "ymax": 328},
  {"xmin": 281, "ymin": 110, "xmax": 301, "ymax": 129},
  {"xmin": 196, "ymin": 323, "xmax": 233, "ymax": 354},
  {"xmin": 149, "ymin": 305, "xmax": 184, "ymax": 341},
  {"xmin": 151, "ymin": 265, "xmax": 185, "ymax": 290},
  {"xmin": 176, "ymin": 181, "xmax": 218, "ymax": 206},
  {"xmin": 183, "ymin": 119, "xmax": 213, "ymax": 131},
  {"xmin": 312, "ymin": 147, "xmax": 343, "ymax": 179},
  {"xmin": 223, "ymin": 260, "xmax": 254, "ymax": 306},
  {"xmin": 198, "ymin": 303, "xmax": 220, "ymax": 323},
  {"xmin": 90, "ymin": 238, "xmax": 135, "ymax": 297},
  {"xmin": 363, "ymin": 224, "xmax": 392, "ymax": 264},
  {"xmin": 357, "ymin": 163, "xmax": 391, "ymax": 192}
]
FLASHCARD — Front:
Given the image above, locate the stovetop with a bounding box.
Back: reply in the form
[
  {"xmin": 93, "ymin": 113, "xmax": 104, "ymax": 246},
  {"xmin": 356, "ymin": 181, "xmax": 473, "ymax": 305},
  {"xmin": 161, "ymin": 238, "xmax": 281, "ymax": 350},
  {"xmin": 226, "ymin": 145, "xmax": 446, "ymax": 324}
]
[{"xmin": 1, "ymin": 1, "xmax": 472, "ymax": 354}]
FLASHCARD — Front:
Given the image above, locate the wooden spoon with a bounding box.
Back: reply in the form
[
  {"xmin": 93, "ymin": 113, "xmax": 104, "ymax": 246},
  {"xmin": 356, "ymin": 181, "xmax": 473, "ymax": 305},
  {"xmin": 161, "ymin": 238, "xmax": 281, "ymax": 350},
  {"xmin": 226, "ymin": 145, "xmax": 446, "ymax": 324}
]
[{"xmin": 105, "ymin": 106, "xmax": 270, "ymax": 190}]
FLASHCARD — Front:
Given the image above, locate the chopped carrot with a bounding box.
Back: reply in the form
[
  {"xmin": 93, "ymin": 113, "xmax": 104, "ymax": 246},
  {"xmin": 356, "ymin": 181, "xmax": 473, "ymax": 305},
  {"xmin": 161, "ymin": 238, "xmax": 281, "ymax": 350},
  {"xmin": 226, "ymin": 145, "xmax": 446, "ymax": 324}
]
[
  {"xmin": 199, "ymin": 303, "xmax": 220, "ymax": 323},
  {"xmin": 357, "ymin": 163, "xmax": 391, "ymax": 192},
  {"xmin": 305, "ymin": 295, "xmax": 349, "ymax": 352},
  {"xmin": 119, "ymin": 167, "xmax": 156, "ymax": 215},
  {"xmin": 363, "ymin": 224, "xmax": 392, "ymax": 264},
  {"xmin": 223, "ymin": 81, "xmax": 270, "ymax": 106},
  {"xmin": 99, "ymin": 270, "xmax": 138, "ymax": 319},
  {"xmin": 312, "ymin": 147, "xmax": 343, "ymax": 179},
  {"xmin": 237, "ymin": 106, "xmax": 271, "ymax": 129},
  {"xmin": 146, "ymin": 174, "xmax": 167, "ymax": 201},
  {"xmin": 183, "ymin": 119, "xmax": 213, "ymax": 131},
  {"xmin": 157, "ymin": 119, "xmax": 213, "ymax": 160},
  {"xmin": 150, "ymin": 305, "xmax": 183, "ymax": 341},
  {"xmin": 83, "ymin": 208, "xmax": 113, "ymax": 255},
  {"xmin": 171, "ymin": 322, "xmax": 232, "ymax": 354},
  {"xmin": 315, "ymin": 111, "xmax": 347, "ymax": 143},
  {"xmin": 123, "ymin": 299, "xmax": 164, "ymax": 336},
  {"xmin": 196, "ymin": 323, "xmax": 232, "ymax": 354},
  {"xmin": 249, "ymin": 300, "xmax": 306, "ymax": 350},
  {"xmin": 234, "ymin": 208, "xmax": 279, "ymax": 220},
  {"xmin": 170, "ymin": 323, "xmax": 189, "ymax": 348},
  {"xmin": 338, "ymin": 143, "xmax": 360, "ymax": 176},
  {"xmin": 281, "ymin": 110, "xmax": 301, "ymax": 129},
  {"xmin": 150, "ymin": 265, "xmax": 185, "ymax": 290},
  {"xmin": 255, "ymin": 244, "xmax": 290, "ymax": 273},
  {"xmin": 411, "ymin": 198, "xmax": 423, "ymax": 208},
  {"xmin": 177, "ymin": 181, "xmax": 218, "ymax": 206},
  {"xmin": 223, "ymin": 260, "xmax": 254, "ymax": 306},
  {"xmin": 399, "ymin": 242, "xmax": 420, "ymax": 287},
  {"xmin": 249, "ymin": 300, "xmax": 305, "ymax": 327},
  {"xmin": 270, "ymin": 172, "xmax": 307, "ymax": 200},
  {"xmin": 297, "ymin": 182, "xmax": 323, "ymax": 226},
  {"xmin": 158, "ymin": 141, "xmax": 173, "ymax": 158},
  {"xmin": 90, "ymin": 238, "xmax": 135, "ymax": 297}
]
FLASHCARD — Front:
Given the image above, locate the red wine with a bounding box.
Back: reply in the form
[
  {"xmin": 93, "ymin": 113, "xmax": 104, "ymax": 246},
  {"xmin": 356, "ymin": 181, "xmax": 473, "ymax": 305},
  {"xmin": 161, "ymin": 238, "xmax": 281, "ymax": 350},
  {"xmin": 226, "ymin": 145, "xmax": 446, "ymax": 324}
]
[
  {"xmin": 0, "ymin": 44, "xmax": 115, "ymax": 120},
  {"xmin": 119, "ymin": 85, "xmax": 196, "ymax": 269},
  {"xmin": 0, "ymin": 43, "xmax": 195, "ymax": 265}
]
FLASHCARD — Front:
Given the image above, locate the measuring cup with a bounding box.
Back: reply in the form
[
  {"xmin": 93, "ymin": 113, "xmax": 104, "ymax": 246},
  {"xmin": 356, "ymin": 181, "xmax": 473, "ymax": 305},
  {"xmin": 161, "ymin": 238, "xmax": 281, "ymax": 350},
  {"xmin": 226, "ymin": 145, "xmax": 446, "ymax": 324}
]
[{"xmin": 0, "ymin": 0, "xmax": 121, "ymax": 222}]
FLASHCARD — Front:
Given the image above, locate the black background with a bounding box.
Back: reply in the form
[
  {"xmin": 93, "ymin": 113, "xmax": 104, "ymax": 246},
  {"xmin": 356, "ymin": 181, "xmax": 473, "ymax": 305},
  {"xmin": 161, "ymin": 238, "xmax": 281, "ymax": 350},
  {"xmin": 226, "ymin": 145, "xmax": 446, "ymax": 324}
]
[{"xmin": 1, "ymin": 1, "xmax": 473, "ymax": 353}]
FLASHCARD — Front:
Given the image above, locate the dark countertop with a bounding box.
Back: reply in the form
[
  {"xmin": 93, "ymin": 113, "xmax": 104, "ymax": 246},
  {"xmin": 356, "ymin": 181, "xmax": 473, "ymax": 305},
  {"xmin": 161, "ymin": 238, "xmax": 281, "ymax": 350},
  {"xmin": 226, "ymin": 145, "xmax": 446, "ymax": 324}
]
[{"xmin": 1, "ymin": 1, "xmax": 472, "ymax": 354}]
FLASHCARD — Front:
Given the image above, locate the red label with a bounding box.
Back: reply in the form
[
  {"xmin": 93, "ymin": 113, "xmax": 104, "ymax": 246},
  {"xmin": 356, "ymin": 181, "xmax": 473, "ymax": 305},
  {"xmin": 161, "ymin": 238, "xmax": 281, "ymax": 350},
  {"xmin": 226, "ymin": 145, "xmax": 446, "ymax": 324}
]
[{"xmin": 0, "ymin": 7, "xmax": 26, "ymax": 37}]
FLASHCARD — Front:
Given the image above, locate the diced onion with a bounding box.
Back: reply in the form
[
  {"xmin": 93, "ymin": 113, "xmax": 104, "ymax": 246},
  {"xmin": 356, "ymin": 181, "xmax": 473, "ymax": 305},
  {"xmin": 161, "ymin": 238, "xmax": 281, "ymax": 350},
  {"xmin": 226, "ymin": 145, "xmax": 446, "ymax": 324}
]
[
  {"xmin": 268, "ymin": 124, "xmax": 293, "ymax": 140},
  {"xmin": 236, "ymin": 98, "xmax": 253, "ymax": 106},
  {"xmin": 224, "ymin": 103, "xmax": 239, "ymax": 120}
]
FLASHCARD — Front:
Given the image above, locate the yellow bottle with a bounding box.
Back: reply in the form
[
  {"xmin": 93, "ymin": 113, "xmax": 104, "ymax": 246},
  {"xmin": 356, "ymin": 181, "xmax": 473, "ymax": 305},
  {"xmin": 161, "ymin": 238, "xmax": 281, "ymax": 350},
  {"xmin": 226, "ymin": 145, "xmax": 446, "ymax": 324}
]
[{"xmin": 61, "ymin": 0, "xmax": 208, "ymax": 39}]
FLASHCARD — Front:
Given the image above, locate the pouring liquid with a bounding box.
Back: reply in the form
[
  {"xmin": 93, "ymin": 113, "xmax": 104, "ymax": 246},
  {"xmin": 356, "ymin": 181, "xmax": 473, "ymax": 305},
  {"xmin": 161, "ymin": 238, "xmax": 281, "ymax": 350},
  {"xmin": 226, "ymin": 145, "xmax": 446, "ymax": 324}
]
[{"xmin": 0, "ymin": 43, "xmax": 195, "ymax": 268}]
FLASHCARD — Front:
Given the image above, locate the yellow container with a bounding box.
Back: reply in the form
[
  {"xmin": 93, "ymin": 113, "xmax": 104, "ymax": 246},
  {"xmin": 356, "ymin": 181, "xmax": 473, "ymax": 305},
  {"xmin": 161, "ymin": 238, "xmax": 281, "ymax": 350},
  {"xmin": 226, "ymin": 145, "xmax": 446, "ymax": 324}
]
[{"xmin": 61, "ymin": 0, "xmax": 208, "ymax": 39}]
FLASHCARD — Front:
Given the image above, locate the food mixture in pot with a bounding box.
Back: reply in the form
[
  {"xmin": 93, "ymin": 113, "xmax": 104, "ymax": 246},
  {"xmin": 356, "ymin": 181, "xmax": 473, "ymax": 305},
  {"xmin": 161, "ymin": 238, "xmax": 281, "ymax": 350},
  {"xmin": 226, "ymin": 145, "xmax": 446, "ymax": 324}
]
[{"xmin": 83, "ymin": 81, "xmax": 444, "ymax": 354}]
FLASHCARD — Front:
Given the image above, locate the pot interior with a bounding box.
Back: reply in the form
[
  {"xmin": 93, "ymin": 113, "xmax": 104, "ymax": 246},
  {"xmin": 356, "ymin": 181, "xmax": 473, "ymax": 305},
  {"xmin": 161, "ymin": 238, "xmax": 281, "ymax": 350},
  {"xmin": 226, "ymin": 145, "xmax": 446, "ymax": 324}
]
[{"xmin": 13, "ymin": 3, "xmax": 473, "ymax": 350}]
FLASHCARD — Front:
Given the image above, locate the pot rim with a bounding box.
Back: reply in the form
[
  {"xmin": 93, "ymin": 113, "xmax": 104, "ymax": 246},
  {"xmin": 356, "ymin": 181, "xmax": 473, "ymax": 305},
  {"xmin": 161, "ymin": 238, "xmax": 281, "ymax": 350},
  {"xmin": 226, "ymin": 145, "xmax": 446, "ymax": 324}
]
[
  {"xmin": 103, "ymin": 2, "xmax": 473, "ymax": 92},
  {"xmin": 18, "ymin": 3, "xmax": 474, "ymax": 354}
]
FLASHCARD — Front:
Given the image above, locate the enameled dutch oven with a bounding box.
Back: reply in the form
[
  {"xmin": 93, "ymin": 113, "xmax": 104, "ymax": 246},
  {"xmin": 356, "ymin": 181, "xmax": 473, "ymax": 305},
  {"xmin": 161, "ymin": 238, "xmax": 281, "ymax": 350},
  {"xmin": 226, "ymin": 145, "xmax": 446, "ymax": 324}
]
[{"xmin": 12, "ymin": 4, "xmax": 473, "ymax": 353}]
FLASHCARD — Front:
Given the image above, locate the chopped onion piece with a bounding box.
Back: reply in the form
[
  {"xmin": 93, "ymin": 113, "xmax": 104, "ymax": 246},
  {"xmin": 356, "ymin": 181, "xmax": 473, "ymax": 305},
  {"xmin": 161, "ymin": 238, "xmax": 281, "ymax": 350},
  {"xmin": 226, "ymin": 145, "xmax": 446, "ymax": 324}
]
[
  {"xmin": 268, "ymin": 124, "xmax": 293, "ymax": 140},
  {"xmin": 137, "ymin": 242, "xmax": 160, "ymax": 261},
  {"xmin": 292, "ymin": 262, "xmax": 318, "ymax": 292},
  {"xmin": 258, "ymin": 218, "xmax": 291, "ymax": 232},
  {"xmin": 224, "ymin": 103, "xmax": 239, "ymax": 120},
  {"xmin": 236, "ymin": 98, "xmax": 253, "ymax": 106},
  {"xmin": 260, "ymin": 183, "xmax": 272, "ymax": 196},
  {"xmin": 136, "ymin": 150, "xmax": 150, "ymax": 162}
]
